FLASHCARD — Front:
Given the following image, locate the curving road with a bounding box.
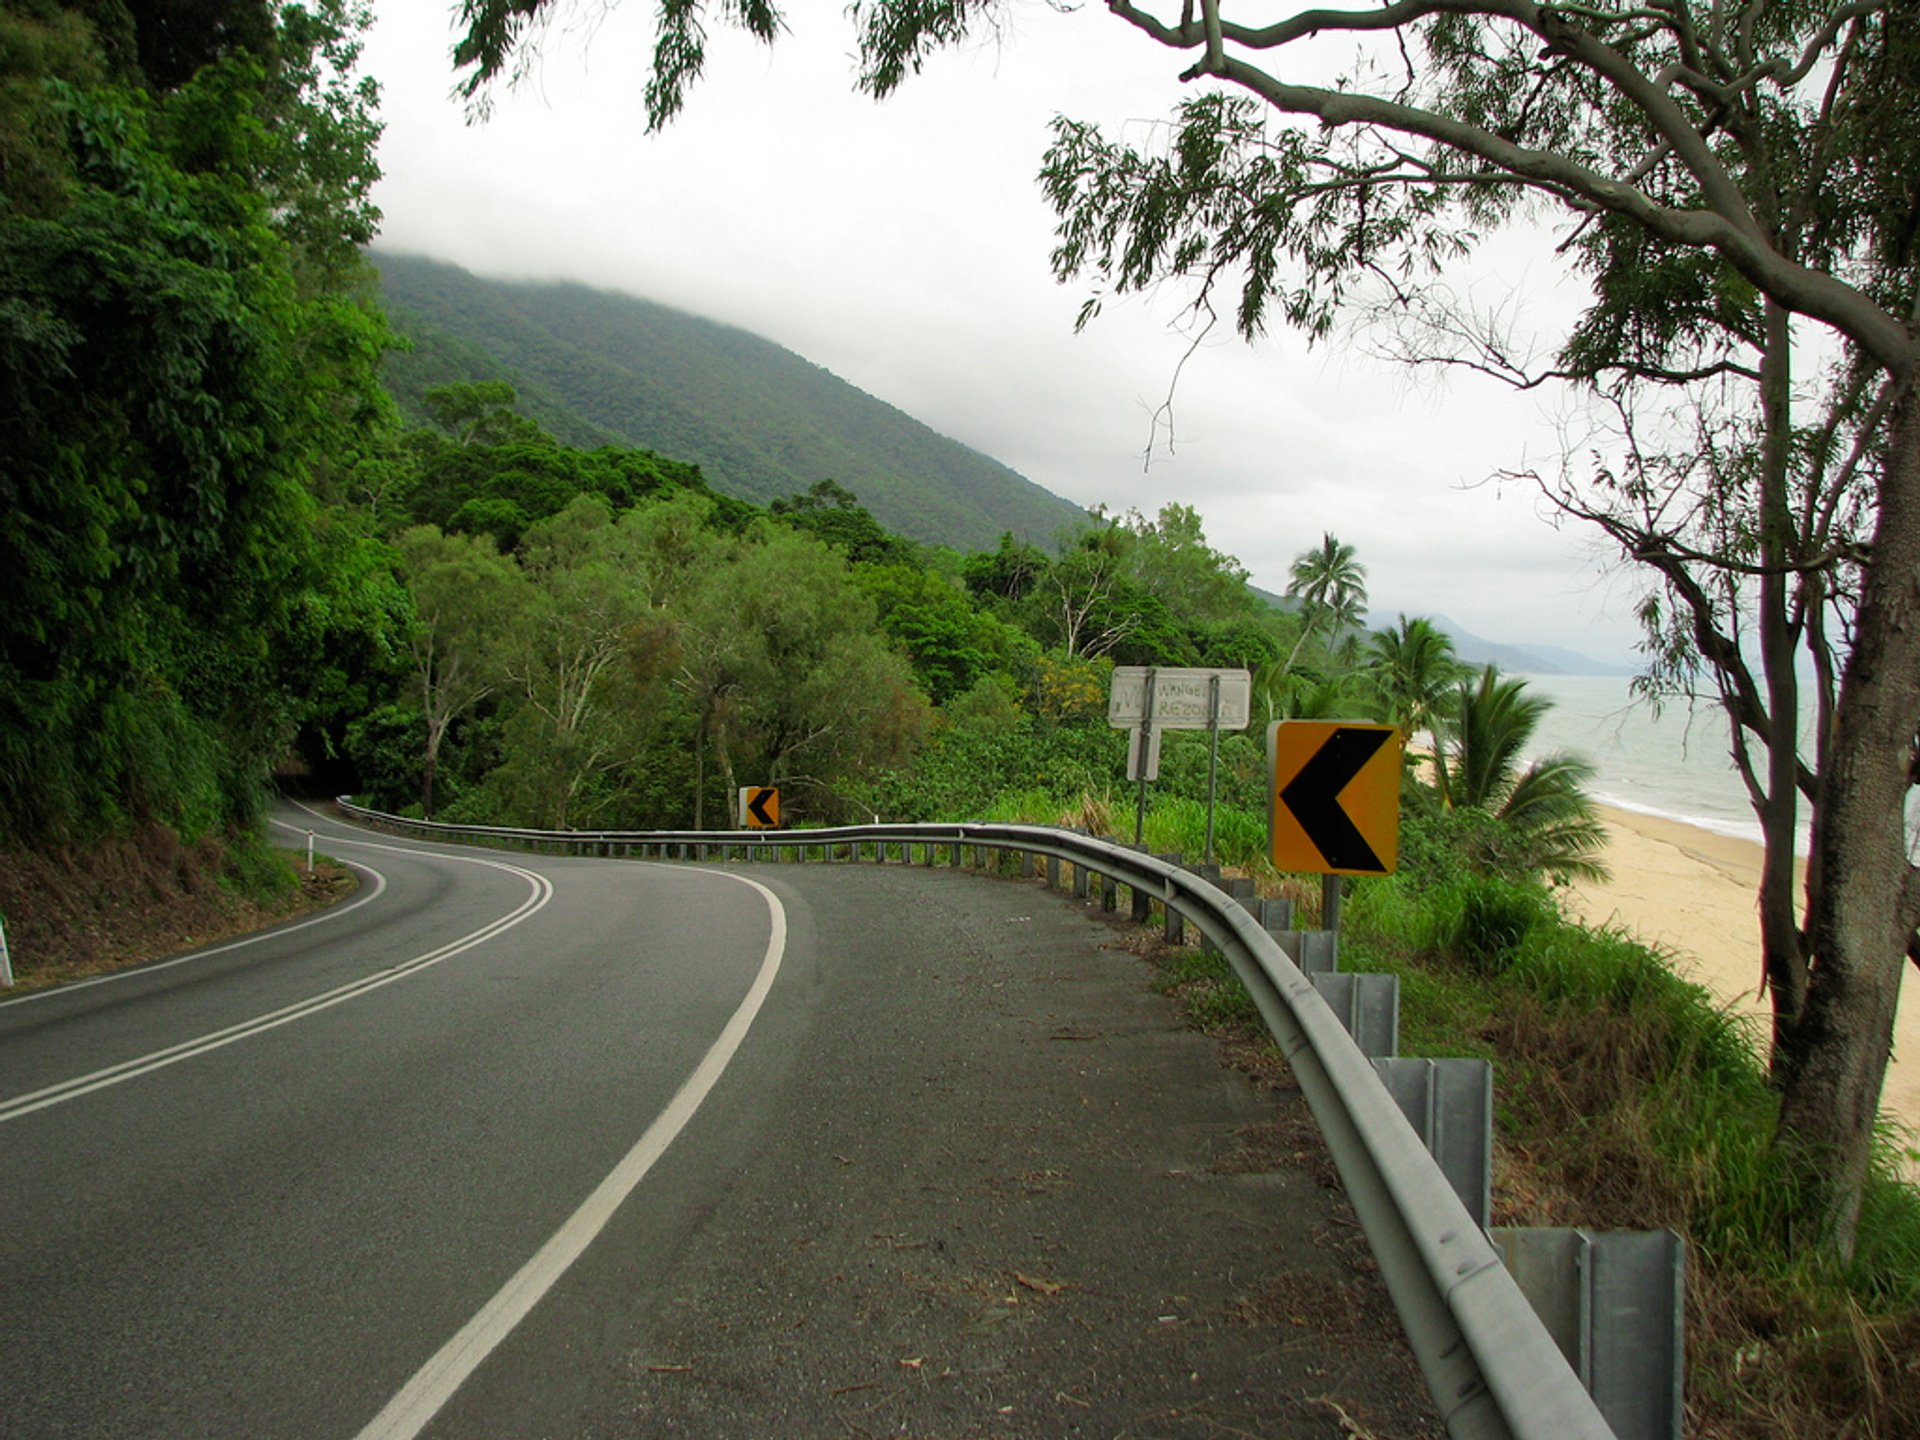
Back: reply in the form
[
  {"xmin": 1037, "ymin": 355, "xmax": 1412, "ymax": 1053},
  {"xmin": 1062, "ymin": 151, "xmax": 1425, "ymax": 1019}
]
[
  {"xmin": 1, "ymin": 804, "xmax": 1434, "ymax": 1439},
  {"xmin": 0, "ymin": 805, "xmax": 786, "ymax": 1439}
]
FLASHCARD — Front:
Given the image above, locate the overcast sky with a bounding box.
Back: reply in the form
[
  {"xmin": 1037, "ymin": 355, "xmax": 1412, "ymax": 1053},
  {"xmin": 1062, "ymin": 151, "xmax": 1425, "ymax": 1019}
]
[{"xmin": 359, "ymin": 2, "xmax": 1648, "ymax": 664}]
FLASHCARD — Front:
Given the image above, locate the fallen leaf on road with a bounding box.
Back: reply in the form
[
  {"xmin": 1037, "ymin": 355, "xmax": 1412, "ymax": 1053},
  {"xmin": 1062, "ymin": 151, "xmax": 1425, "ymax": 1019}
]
[{"xmin": 1014, "ymin": 1272, "xmax": 1067, "ymax": 1295}]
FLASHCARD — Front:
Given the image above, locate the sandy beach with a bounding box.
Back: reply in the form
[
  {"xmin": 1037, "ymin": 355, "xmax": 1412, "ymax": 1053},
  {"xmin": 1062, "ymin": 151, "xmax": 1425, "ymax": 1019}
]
[{"xmin": 1566, "ymin": 806, "xmax": 1920, "ymax": 1144}]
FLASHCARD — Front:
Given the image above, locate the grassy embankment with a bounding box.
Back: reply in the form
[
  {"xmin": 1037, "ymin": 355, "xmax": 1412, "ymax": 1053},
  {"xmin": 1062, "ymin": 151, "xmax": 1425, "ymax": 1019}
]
[{"xmin": 0, "ymin": 828, "xmax": 356, "ymax": 993}]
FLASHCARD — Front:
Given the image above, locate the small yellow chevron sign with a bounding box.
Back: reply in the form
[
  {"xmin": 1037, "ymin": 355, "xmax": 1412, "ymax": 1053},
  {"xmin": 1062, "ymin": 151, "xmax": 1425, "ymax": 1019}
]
[
  {"xmin": 1269, "ymin": 722, "xmax": 1403, "ymax": 875},
  {"xmin": 740, "ymin": 786, "xmax": 780, "ymax": 829}
]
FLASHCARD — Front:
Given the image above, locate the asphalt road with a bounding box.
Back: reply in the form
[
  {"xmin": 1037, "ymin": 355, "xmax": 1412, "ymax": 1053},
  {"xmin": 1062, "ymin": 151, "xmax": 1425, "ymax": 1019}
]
[{"xmin": 1, "ymin": 805, "xmax": 1435, "ymax": 1439}]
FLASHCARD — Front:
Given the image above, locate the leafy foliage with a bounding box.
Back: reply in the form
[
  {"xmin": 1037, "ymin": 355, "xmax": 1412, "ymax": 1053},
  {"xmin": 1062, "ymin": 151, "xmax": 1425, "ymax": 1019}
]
[{"xmin": 0, "ymin": 3, "xmax": 389, "ymax": 843}]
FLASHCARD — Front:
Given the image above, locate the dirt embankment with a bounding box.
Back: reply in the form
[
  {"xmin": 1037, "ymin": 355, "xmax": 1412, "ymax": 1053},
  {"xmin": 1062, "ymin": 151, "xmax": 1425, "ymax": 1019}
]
[{"xmin": 0, "ymin": 825, "xmax": 355, "ymax": 993}]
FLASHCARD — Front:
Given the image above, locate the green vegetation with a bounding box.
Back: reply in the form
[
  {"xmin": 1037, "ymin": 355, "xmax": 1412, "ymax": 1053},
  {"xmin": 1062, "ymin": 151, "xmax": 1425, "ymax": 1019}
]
[
  {"xmin": 1333, "ymin": 872, "xmax": 1920, "ymax": 1436},
  {"xmin": 454, "ymin": 0, "xmax": 1920, "ymax": 1268},
  {"xmin": 373, "ymin": 252, "xmax": 1089, "ymax": 550},
  {"xmin": 1141, "ymin": 793, "xmax": 1920, "ymax": 1435},
  {"xmin": 1, "ymin": 0, "xmax": 391, "ymax": 846}
]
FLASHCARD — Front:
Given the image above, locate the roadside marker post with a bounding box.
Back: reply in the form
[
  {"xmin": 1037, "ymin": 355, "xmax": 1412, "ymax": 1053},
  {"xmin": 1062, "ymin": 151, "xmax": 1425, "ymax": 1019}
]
[{"xmin": 0, "ymin": 913, "xmax": 11, "ymax": 987}]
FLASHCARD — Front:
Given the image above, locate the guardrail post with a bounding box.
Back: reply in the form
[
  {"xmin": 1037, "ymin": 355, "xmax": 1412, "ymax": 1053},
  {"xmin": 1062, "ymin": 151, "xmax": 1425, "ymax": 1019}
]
[
  {"xmin": 1187, "ymin": 864, "xmax": 1224, "ymax": 952},
  {"xmin": 1257, "ymin": 896, "xmax": 1294, "ymax": 932},
  {"xmin": 1308, "ymin": 972, "xmax": 1399, "ymax": 1058},
  {"xmin": 1152, "ymin": 856, "xmax": 1185, "ymax": 944},
  {"xmin": 1072, "ymin": 861, "xmax": 1090, "ymax": 900},
  {"xmin": 1374, "ymin": 1058, "xmax": 1493, "ymax": 1230},
  {"xmin": 1045, "ymin": 854, "xmax": 1060, "ymax": 889},
  {"xmin": 1100, "ymin": 872, "xmax": 1119, "ymax": 913},
  {"xmin": 1492, "ymin": 1228, "xmax": 1686, "ymax": 1440},
  {"xmin": 1273, "ymin": 929, "xmax": 1338, "ymax": 975},
  {"xmin": 1020, "ymin": 850, "xmax": 1035, "ymax": 879}
]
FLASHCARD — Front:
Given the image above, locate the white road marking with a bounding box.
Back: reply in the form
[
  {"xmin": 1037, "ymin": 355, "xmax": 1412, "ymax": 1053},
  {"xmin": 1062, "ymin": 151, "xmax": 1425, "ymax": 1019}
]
[
  {"xmin": 0, "ymin": 828, "xmax": 387, "ymax": 1011},
  {"xmin": 352, "ymin": 870, "xmax": 790, "ymax": 1440},
  {"xmin": 0, "ymin": 852, "xmax": 552, "ymax": 1123}
]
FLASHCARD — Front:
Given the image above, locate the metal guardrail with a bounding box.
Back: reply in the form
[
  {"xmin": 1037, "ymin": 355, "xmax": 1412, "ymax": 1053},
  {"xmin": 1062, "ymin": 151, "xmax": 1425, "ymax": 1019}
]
[{"xmin": 332, "ymin": 799, "xmax": 1617, "ymax": 1440}]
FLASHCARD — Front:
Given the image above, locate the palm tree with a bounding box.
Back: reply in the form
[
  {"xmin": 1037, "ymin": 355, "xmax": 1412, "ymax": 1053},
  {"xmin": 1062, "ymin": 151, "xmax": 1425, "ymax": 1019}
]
[
  {"xmin": 1251, "ymin": 661, "xmax": 1360, "ymax": 724},
  {"xmin": 1365, "ymin": 615, "xmax": 1468, "ymax": 747},
  {"xmin": 1280, "ymin": 532, "xmax": 1367, "ymax": 672},
  {"xmin": 1430, "ymin": 667, "xmax": 1610, "ymax": 885}
]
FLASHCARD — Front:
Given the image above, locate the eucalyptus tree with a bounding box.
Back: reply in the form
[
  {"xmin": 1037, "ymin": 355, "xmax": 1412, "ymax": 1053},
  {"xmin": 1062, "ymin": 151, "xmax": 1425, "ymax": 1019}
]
[
  {"xmin": 675, "ymin": 528, "xmax": 928, "ymax": 823},
  {"xmin": 449, "ymin": 0, "xmax": 1920, "ymax": 1258},
  {"xmin": 1032, "ymin": 1, "xmax": 1920, "ymax": 1259},
  {"xmin": 498, "ymin": 496, "xmax": 669, "ymax": 828},
  {"xmin": 394, "ymin": 525, "xmax": 527, "ymax": 820}
]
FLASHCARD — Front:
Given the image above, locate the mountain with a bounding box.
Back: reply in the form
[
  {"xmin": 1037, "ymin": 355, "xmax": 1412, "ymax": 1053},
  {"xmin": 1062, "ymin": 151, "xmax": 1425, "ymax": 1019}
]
[
  {"xmin": 371, "ymin": 252, "xmax": 1089, "ymax": 551},
  {"xmin": 1428, "ymin": 615, "xmax": 1636, "ymax": 676}
]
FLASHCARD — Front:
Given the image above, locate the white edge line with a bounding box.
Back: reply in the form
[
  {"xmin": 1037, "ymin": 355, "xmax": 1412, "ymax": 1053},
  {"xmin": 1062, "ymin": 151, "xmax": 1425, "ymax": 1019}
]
[
  {"xmin": 352, "ymin": 870, "xmax": 790, "ymax": 1440},
  {"xmin": 0, "ymin": 851, "xmax": 388, "ymax": 1010}
]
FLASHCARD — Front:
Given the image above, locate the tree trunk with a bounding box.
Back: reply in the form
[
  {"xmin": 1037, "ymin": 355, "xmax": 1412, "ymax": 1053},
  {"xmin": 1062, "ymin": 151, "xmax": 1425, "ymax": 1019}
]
[
  {"xmin": 1754, "ymin": 300, "xmax": 1810, "ymax": 1058},
  {"xmin": 692, "ymin": 721, "xmax": 706, "ymax": 831},
  {"xmin": 421, "ymin": 711, "xmax": 447, "ymax": 821},
  {"xmin": 421, "ymin": 746, "xmax": 438, "ymax": 821},
  {"xmin": 1775, "ymin": 385, "xmax": 1920, "ymax": 1260}
]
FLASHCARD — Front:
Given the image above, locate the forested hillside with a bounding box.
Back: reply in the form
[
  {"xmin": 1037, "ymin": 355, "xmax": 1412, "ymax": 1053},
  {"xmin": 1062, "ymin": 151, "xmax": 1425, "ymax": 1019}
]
[{"xmin": 374, "ymin": 252, "xmax": 1090, "ymax": 551}]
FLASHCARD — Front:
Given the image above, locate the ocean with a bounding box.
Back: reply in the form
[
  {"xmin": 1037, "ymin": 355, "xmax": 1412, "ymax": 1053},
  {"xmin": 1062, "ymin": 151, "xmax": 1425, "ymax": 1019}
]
[{"xmin": 1513, "ymin": 673, "xmax": 1802, "ymax": 850}]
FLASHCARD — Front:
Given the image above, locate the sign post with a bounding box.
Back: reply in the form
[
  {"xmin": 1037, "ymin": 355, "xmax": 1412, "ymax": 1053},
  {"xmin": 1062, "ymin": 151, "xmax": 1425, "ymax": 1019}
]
[
  {"xmin": 1204, "ymin": 674, "xmax": 1222, "ymax": 865},
  {"xmin": 1132, "ymin": 671, "xmax": 1157, "ymax": 845},
  {"xmin": 1268, "ymin": 721, "xmax": 1404, "ymax": 932},
  {"xmin": 1109, "ymin": 667, "xmax": 1252, "ymax": 853}
]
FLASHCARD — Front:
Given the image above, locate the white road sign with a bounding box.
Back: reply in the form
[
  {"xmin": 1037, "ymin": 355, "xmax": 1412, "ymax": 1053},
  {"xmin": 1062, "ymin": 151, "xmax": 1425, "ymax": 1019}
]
[{"xmin": 1107, "ymin": 667, "xmax": 1252, "ymax": 731}]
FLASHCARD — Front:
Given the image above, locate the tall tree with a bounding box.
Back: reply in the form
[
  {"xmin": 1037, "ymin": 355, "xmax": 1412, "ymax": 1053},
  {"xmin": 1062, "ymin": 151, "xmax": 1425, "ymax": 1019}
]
[
  {"xmin": 1280, "ymin": 532, "xmax": 1368, "ymax": 671},
  {"xmin": 446, "ymin": 0, "xmax": 1920, "ymax": 1258},
  {"xmin": 394, "ymin": 526, "xmax": 526, "ymax": 820},
  {"xmin": 1, "ymin": 0, "xmax": 388, "ymax": 842}
]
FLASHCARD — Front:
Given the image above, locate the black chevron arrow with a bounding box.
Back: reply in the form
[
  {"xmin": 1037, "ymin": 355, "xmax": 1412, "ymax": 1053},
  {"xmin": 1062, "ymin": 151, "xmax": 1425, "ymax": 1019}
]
[
  {"xmin": 746, "ymin": 789, "xmax": 778, "ymax": 827},
  {"xmin": 1280, "ymin": 727, "xmax": 1391, "ymax": 872}
]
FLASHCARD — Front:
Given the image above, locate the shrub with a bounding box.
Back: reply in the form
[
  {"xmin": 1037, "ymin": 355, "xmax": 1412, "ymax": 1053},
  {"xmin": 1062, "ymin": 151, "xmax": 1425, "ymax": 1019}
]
[{"xmin": 1417, "ymin": 874, "xmax": 1556, "ymax": 975}]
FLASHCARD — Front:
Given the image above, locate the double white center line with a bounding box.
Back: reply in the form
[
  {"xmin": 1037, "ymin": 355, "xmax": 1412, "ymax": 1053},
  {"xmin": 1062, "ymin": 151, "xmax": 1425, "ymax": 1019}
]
[{"xmin": 0, "ymin": 851, "xmax": 552, "ymax": 1125}]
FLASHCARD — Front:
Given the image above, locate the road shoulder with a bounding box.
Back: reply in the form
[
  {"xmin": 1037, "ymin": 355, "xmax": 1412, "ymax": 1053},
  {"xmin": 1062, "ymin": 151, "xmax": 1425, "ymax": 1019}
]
[{"xmin": 582, "ymin": 863, "xmax": 1442, "ymax": 1439}]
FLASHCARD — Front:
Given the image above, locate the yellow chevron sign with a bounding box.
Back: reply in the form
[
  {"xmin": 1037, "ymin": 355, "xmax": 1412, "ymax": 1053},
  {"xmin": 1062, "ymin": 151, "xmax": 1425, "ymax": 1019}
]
[
  {"xmin": 1269, "ymin": 722, "xmax": 1403, "ymax": 875},
  {"xmin": 740, "ymin": 786, "xmax": 780, "ymax": 829}
]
